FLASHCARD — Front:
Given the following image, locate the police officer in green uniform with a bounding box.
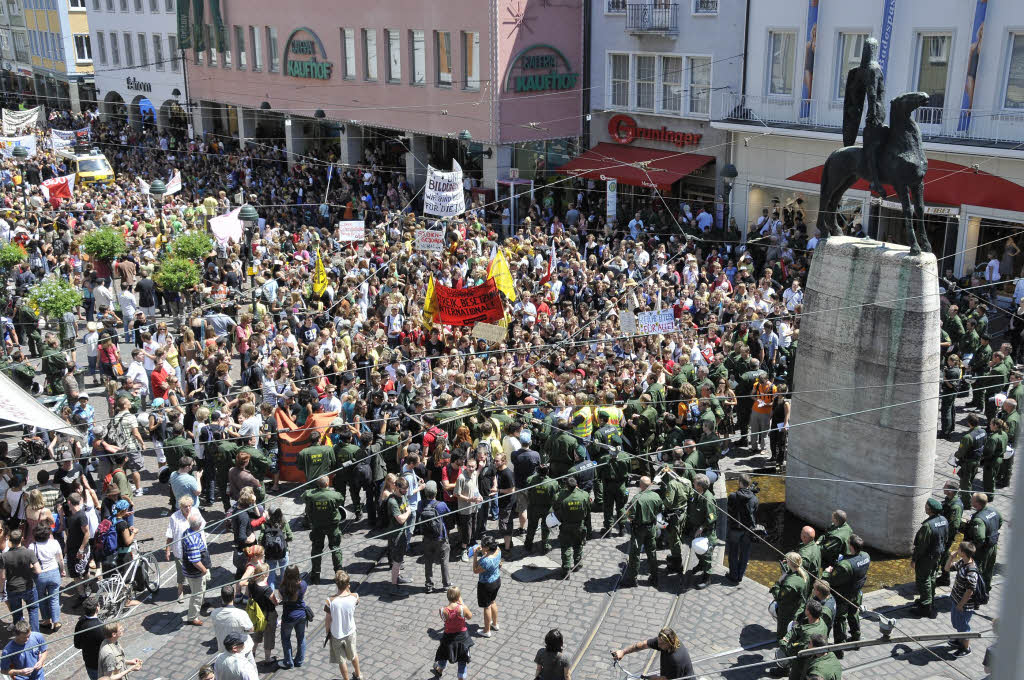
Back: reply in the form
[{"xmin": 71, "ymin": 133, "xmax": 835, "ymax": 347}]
[
  {"xmin": 332, "ymin": 427, "xmax": 362, "ymax": 513},
  {"xmin": 803, "ymin": 634, "xmax": 843, "ymax": 680},
  {"xmin": 525, "ymin": 463, "xmax": 560, "ymax": 553},
  {"xmin": 825, "ymin": 534, "xmax": 869, "ymax": 655},
  {"xmin": 696, "ymin": 419, "xmax": 722, "ymax": 470},
  {"xmin": 548, "ymin": 421, "xmax": 578, "ymax": 479},
  {"xmin": 780, "ymin": 599, "xmax": 828, "ymax": 680},
  {"xmin": 796, "ymin": 581, "xmax": 836, "ymax": 634},
  {"xmin": 591, "ymin": 411, "xmax": 619, "ymax": 507},
  {"xmin": 598, "ymin": 444, "xmax": 631, "ymax": 536},
  {"xmin": 771, "ymin": 552, "xmax": 809, "ymax": 642},
  {"xmin": 301, "ymin": 476, "xmax": 345, "ymax": 584},
  {"xmin": 237, "ymin": 437, "xmax": 269, "ymax": 501},
  {"xmin": 660, "ymin": 465, "xmax": 691, "ymax": 572},
  {"xmin": 957, "ymin": 318, "xmax": 981, "ymax": 361},
  {"xmin": 553, "ymin": 476, "xmax": 589, "ymax": 578},
  {"xmin": 911, "ymin": 498, "xmax": 948, "ymax": 619},
  {"xmin": 984, "ymin": 352, "xmax": 1011, "ymax": 421},
  {"xmin": 997, "ymin": 396, "xmax": 1019, "ymax": 489},
  {"xmin": 940, "ymin": 356, "xmax": 964, "ymax": 438},
  {"xmin": 797, "ymin": 526, "xmax": 822, "ymax": 580},
  {"xmin": 685, "ymin": 473, "xmax": 717, "ymax": 590},
  {"xmin": 568, "ymin": 451, "xmax": 598, "ymax": 541},
  {"xmin": 297, "ymin": 439, "xmax": 337, "ymax": 485},
  {"xmin": 15, "ymin": 300, "xmax": 39, "ymax": 358},
  {"xmin": 6, "ymin": 351, "xmax": 35, "ymax": 391},
  {"xmin": 943, "ymin": 304, "xmax": 965, "ymax": 347},
  {"xmin": 212, "ymin": 417, "xmax": 238, "ymax": 513},
  {"xmin": 679, "ymin": 440, "xmax": 702, "ymax": 484},
  {"xmin": 955, "ymin": 413, "xmax": 986, "ymax": 505},
  {"xmin": 982, "ymin": 417, "xmax": 1007, "ymax": 494},
  {"xmin": 936, "ymin": 481, "xmax": 963, "ymax": 587},
  {"xmin": 39, "ymin": 337, "xmax": 65, "ymax": 394},
  {"xmin": 967, "ymin": 335, "xmax": 993, "ymax": 402},
  {"xmin": 963, "ymin": 492, "xmax": 1001, "ymax": 589},
  {"xmin": 817, "ymin": 510, "xmax": 853, "ymax": 572},
  {"xmin": 622, "ymin": 475, "xmax": 663, "ymax": 587}
]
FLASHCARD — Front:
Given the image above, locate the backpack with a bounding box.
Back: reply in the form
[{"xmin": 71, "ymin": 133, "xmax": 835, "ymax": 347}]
[
  {"xmin": 93, "ymin": 518, "xmax": 118, "ymax": 559},
  {"xmin": 419, "ymin": 500, "xmax": 444, "ymax": 541},
  {"xmin": 102, "ymin": 468, "xmax": 123, "ymax": 495},
  {"xmin": 967, "ymin": 565, "xmax": 989, "ymax": 606},
  {"xmin": 246, "ymin": 597, "xmax": 267, "ymax": 633},
  {"xmin": 261, "ymin": 527, "xmax": 287, "ymax": 560}
]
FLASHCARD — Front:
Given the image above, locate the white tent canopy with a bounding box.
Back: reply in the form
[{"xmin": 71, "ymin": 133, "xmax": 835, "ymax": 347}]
[{"xmin": 0, "ymin": 370, "xmax": 82, "ymax": 438}]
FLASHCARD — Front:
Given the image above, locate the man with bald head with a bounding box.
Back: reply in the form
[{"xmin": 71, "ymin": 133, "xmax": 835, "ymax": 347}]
[{"xmin": 798, "ymin": 526, "xmax": 821, "ymax": 580}]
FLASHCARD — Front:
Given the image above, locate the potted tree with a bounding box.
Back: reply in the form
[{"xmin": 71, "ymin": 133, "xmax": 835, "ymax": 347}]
[
  {"xmin": 80, "ymin": 227, "xmax": 127, "ymax": 282},
  {"xmin": 154, "ymin": 257, "xmax": 201, "ymax": 316}
]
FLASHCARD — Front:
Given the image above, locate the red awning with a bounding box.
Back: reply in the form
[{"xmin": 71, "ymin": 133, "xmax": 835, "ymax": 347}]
[
  {"xmin": 559, "ymin": 143, "xmax": 715, "ymax": 191},
  {"xmin": 788, "ymin": 158, "xmax": 1024, "ymax": 213}
]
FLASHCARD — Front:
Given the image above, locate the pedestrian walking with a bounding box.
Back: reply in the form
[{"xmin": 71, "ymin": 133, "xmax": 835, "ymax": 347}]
[
  {"xmin": 472, "ymin": 535, "xmax": 502, "ymax": 637},
  {"xmin": 97, "ymin": 622, "xmax": 143, "ymax": 680},
  {"xmin": 420, "ymin": 482, "xmax": 452, "ymax": 593},
  {"xmin": 216, "ymin": 632, "xmax": 260, "ymax": 680},
  {"xmin": 325, "ymin": 570, "xmax": 362, "ymax": 680},
  {"xmin": 2, "ymin": 529, "xmax": 41, "ymax": 632},
  {"xmin": 726, "ymin": 474, "xmax": 760, "ymax": 584},
  {"xmin": 260, "ymin": 507, "xmax": 292, "ymax": 591},
  {"xmin": 945, "ymin": 541, "xmax": 981, "ymax": 657},
  {"xmin": 432, "ymin": 586, "xmax": 473, "ymax": 679},
  {"xmin": 30, "ymin": 524, "xmax": 64, "ymax": 632},
  {"xmin": 278, "ymin": 565, "xmax": 309, "ymax": 669},
  {"xmin": 73, "ymin": 595, "xmax": 104, "ymax": 680},
  {"xmin": 535, "ymin": 629, "xmax": 572, "ymax": 680},
  {"xmin": 211, "ymin": 586, "xmax": 256, "ymax": 665},
  {"xmin": 611, "ymin": 628, "xmax": 694, "ymax": 680},
  {"xmin": 182, "ymin": 514, "xmax": 212, "ymax": 625},
  {"xmin": 165, "ymin": 496, "xmax": 203, "ymax": 603},
  {"xmin": 247, "ymin": 562, "xmax": 279, "ymax": 665}
]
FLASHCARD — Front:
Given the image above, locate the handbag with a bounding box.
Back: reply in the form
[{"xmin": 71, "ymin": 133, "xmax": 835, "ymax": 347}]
[
  {"xmin": 112, "ymin": 362, "xmax": 125, "ymax": 377},
  {"xmin": 4, "ymin": 492, "xmax": 23, "ymax": 532},
  {"xmin": 303, "ymin": 603, "xmax": 315, "ymax": 623}
]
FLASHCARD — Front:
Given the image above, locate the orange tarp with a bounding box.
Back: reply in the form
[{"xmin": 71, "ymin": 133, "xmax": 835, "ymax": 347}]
[{"xmin": 275, "ymin": 407, "xmax": 338, "ymax": 483}]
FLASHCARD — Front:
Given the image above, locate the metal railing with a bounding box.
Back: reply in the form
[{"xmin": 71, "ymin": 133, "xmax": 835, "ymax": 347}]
[
  {"xmin": 607, "ymin": 0, "xmax": 627, "ymax": 12},
  {"xmin": 713, "ymin": 92, "xmax": 1024, "ymax": 145},
  {"xmin": 693, "ymin": 0, "xmax": 718, "ymax": 14},
  {"xmin": 625, "ymin": 3, "xmax": 679, "ymax": 34}
]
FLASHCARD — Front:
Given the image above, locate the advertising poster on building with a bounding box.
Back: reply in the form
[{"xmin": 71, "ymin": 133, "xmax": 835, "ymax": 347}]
[
  {"xmin": 606, "ymin": 179, "xmax": 617, "ymax": 224},
  {"xmin": 957, "ymin": 0, "xmax": 989, "ymax": 131},
  {"xmin": 415, "ymin": 229, "xmax": 445, "ymax": 252},
  {"xmin": 337, "ymin": 221, "xmax": 365, "ymax": 242},
  {"xmin": 424, "ymin": 160, "xmax": 466, "ymax": 218},
  {"xmin": 800, "ymin": 0, "xmax": 819, "ymax": 118},
  {"xmin": 878, "ymin": 0, "xmax": 897, "ymax": 77},
  {"xmin": 636, "ymin": 309, "xmax": 676, "ymax": 334}
]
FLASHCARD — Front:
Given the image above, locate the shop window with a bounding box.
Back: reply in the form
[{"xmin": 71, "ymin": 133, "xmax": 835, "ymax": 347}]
[
  {"xmin": 436, "ymin": 31, "xmax": 452, "ymax": 86},
  {"xmin": 1003, "ymin": 33, "xmax": 1024, "ymax": 109},
  {"xmin": 410, "ymin": 30, "xmax": 425, "ymax": 85},
  {"xmin": 463, "ymin": 31, "xmax": 479, "ymax": 90},
  {"xmin": 385, "ymin": 29, "xmax": 400, "ymax": 83},
  {"xmin": 767, "ymin": 30, "xmax": 795, "ymax": 97}
]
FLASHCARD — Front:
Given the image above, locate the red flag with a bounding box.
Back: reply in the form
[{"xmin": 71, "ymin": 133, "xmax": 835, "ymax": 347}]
[{"xmin": 39, "ymin": 173, "xmax": 75, "ymax": 203}]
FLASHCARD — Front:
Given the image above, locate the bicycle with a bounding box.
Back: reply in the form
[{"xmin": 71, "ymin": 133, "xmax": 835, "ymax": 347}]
[
  {"xmin": 95, "ymin": 537, "xmax": 162, "ymax": 619},
  {"xmin": 612, "ymin": 659, "xmax": 647, "ymax": 680}
]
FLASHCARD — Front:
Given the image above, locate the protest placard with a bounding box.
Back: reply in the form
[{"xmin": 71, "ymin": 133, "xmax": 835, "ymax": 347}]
[
  {"xmin": 423, "ymin": 160, "xmax": 466, "ymax": 217},
  {"xmin": 636, "ymin": 309, "xmax": 676, "ymax": 334},
  {"xmin": 471, "ymin": 322, "xmax": 508, "ymax": 344},
  {"xmin": 337, "ymin": 220, "xmax": 365, "ymax": 242},
  {"xmin": 415, "ymin": 229, "xmax": 445, "ymax": 252},
  {"xmin": 618, "ymin": 310, "xmax": 636, "ymax": 335}
]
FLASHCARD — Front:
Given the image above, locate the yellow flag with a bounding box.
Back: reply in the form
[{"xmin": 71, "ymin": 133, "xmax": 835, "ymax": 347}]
[
  {"xmin": 422, "ymin": 275, "xmax": 438, "ymax": 328},
  {"xmin": 312, "ymin": 247, "xmax": 328, "ymax": 296},
  {"xmin": 486, "ymin": 248, "xmax": 517, "ymax": 303}
]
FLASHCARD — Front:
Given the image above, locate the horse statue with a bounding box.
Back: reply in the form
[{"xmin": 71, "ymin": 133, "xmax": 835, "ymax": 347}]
[{"xmin": 816, "ymin": 91, "xmax": 931, "ymax": 255}]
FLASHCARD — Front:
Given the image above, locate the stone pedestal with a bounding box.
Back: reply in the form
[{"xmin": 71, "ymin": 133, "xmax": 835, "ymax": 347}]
[{"xmin": 787, "ymin": 236, "xmax": 939, "ymax": 555}]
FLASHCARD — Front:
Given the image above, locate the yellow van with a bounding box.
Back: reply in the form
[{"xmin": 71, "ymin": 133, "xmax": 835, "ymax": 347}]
[{"xmin": 56, "ymin": 148, "xmax": 115, "ymax": 185}]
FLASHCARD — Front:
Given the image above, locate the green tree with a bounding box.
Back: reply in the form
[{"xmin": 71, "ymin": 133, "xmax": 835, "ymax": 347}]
[
  {"xmin": 0, "ymin": 242, "xmax": 26, "ymax": 271},
  {"xmin": 153, "ymin": 257, "xmax": 201, "ymax": 293},
  {"xmin": 170, "ymin": 232, "xmax": 214, "ymax": 262},
  {"xmin": 28, "ymin": 275, "xmax": 82, "ymax": 320},
  {"xmin": 81, "ymin": 227, "xmax": 126, "ymax": 264}
]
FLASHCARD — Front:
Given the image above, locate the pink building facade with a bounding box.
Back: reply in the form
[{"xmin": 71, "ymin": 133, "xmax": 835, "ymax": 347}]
[{"xmin": 183, "ymin": 0, "xmax": 583, "ymax": 190}]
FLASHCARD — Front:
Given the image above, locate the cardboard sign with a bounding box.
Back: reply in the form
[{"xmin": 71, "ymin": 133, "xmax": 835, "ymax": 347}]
[
  {"xmin": 619, "ymin": 310, "xmax": 636, "ymax": 335},
  {"xmin": 431, "ymin": 279, "xmax": 504, "ymax": 326},
  {"xmin": 415, "ymin": 229, "xmax": 445, "ymax": 252},
  {"xmin": 423, "ymin": 160, "xmax": 466, "ymax": 218},
  {"xmin": 337, "ymin": 220, "xmax": 365, "ymax": 242},
  {"xmin": 637, "ymin": 309, "xmax": 676, "ymax": 334},
  {"xmin": 472, "ymin": 322, "xmax": 508, "ymax": 344}
]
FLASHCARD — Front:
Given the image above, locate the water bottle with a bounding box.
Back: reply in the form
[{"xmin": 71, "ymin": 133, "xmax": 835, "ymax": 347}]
[
  {"xmin": 467, "ymin": 544, "xmax": 479, "ymax": 559},
  {"xmin": 837, "ymin": 554, "xmax": 844, "ymax": 562}
]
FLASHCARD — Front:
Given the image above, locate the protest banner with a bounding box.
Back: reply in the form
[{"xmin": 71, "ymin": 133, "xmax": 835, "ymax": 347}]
[
  {"xmin": 39, "ymin": 173, "xmax": 76, "ymax": 202},
  {"xmin": 429, "ymin": 278, "xmax": 504, "ymax": 326},
  {"xmin": 415, "ymin": 229, "xmax": 445, "ymax": 253},
  {"xmin": 210, "ymin": 208, "xmax": 243, "ymax": 244},
  {"xmin": 636, "ymin": 309, "xmax": 676, "ymax": 334},
  {"xmin": 0, "ymin": 135, "xmax": 36, "ymax": 158},
  {"xmin": 471, "ymin": 322, "xmax": 508, "ymax": 344},
  {"xmin": 619, "ymin": 310, "xmax": 636, "ymax": 335},
  {"xmin": 165, "ymin": 169, "xmax": 183, "ymax": 195},
  {"xmin": 423, "ymin": 160, "xmax": 466, "ymax": 217},
  {"xmin": 47, "ymin": 127, "xmax": 90, "ymax": 150},
  {"xmin": 337, "ymin": 220, "xmax": 365, "ymax": 242},
  {"xmin": 2, "ymin": 107, "xmax": 40, "ymax": 136}
]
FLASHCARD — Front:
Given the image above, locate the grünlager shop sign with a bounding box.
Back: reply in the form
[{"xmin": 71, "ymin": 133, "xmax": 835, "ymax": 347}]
[
  {"xmin": 284, "ymin": 27, "xmax": 333, "ymax": 80},
  {"xmin": 504, "ymin": 44, "xmax": 579, "ymax": 93}
]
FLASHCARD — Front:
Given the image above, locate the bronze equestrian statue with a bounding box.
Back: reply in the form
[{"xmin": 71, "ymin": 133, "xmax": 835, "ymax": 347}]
[{"xmin": 817, "ymin": 37, "xmax": 931, "ymax": 255}]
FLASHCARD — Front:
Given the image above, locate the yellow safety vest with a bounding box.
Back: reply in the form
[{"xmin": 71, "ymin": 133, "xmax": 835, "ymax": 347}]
[
  {"xmin": 596, "ymin": 406, "xmax": 624, "ymax": 433},
  {"xmin": 572, "ymin": 406, "xmax": 594, "ymax": 440}
]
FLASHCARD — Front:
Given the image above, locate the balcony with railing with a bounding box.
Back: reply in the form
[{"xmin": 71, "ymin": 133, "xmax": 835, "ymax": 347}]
[
  {"xmin": 692, "ymin": 0, "xmax": 718, "ymax": 14},
  {"xmin": 712, "ymin": 92, "xmax": 1024, "ymax": 147},
  {"xmin": 625, "ymin": 3, "xmax": 679, "ymax": 35}
]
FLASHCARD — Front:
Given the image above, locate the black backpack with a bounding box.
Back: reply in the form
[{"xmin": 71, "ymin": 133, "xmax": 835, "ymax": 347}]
[
  {"xmin": 262, "ymin": 527, "xmax": 287, "ymax": 560},
  {"xmin": 967, "ymin": 565, "xmax": 989, "ymax": 606},
  {"xmin": 419, "ymin": 501, "xmax": 444, "ymax": 541}
]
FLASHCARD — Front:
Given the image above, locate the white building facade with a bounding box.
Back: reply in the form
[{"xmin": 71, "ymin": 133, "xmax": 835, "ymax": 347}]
[
  {"xmin": 86, "ymin": 0, "xmax": 187, "ymax": 130},
  {"xmin": 712, "ymin": 0, "xmax": 1024, "ymax": 278}
]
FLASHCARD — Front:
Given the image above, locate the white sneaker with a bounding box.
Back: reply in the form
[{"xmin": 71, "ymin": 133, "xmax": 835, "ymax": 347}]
[{"xmin": 133, "ymin": 489, "xmax": 144, "ymax": 497}]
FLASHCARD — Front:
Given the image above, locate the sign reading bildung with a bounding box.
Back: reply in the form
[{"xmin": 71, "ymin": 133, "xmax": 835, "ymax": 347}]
[
  {"xmin": 424, "ymin": 160, "xmax": 466, "ymax": 218},
  {"xmin": 637, "ymin": 309, "xmax": 676, "ymax": 334},
  {"xmin": 337, "ymin": 220, "xmax": 365, "ymax": 242},
  {"xmin": 415, "ymin": 229, "xmax": 445, "ymax": 252}
]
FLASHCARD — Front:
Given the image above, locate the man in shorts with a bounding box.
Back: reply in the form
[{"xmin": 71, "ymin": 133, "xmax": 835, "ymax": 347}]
[
  {"xmin": 325, "ymin": 570, "xmax": 362, "ymax": 680},
  {"xmin": 111, "ymin": 397, "xmax": 145, "ymax": 496}
]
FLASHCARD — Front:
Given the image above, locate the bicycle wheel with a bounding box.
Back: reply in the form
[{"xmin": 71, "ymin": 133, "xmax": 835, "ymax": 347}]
[
  {"xmin": 96, "ymin": 578, "xmax": 124, "ymax": 619},
  {"xmin": 141, "ymin": 554, "xmax": 162, "ymax": 594}
]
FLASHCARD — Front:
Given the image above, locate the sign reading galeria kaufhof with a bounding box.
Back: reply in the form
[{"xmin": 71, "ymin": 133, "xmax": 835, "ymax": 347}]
[
  {"xmin": 503, "ymin": 44, "xmax": 579, "ymax": 93},
  {"xmin": 284, "ymin": 27, "xmax": 333, "ymax": 80}
]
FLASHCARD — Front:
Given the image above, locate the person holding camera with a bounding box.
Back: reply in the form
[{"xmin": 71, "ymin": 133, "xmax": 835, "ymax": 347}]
[
  {"xmin": 471, "ymin": 535, "xmax": 502, "ymax": 637},
  {"xmin": 726, "ymin": 474, "xmax": 760, "ymax": 585}
]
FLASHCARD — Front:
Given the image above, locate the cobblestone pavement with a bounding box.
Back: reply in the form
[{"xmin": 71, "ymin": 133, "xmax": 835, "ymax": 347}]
[{"xmin": 33, "ymin": 371, "xmax": 1008, "ymax": 680}]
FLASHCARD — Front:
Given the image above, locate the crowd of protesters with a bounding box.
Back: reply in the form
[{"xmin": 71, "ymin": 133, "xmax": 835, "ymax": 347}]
[{"xmin": 0, "ymin": 100, "xmax": 1004, "ymax": 679}]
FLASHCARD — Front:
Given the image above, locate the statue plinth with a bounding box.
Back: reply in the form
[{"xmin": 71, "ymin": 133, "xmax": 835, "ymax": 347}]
[{"xmin": 787, "ymin": 236, "xmax": 939, "ymax": 555}]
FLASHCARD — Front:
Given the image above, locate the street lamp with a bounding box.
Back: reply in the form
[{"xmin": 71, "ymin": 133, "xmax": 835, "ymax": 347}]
[
  {"xmin": 11, "ymin": 145, "xmax": 28, "ymax": 218},
  {"xmin": 238, "ymin": 203, "xmax": 260, "ymax": 317},
  {"xmin": 721, "ymin": 163, "xmax": 738, "ymax": 232},
  {"xmin": 149, "ymin": 178, "xmax": 167, "ymax": 235}
]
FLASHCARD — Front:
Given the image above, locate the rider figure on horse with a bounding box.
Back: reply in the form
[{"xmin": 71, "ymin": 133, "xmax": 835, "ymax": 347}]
[{"xmin": 843, "ymin": 38, "xmax": 886, "ymax": 197}]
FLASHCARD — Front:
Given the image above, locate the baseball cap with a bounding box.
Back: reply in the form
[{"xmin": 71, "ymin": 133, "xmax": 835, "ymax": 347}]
[{"xmin": 223, "ymin": 632, "xmax": 248, "ymax": 648}]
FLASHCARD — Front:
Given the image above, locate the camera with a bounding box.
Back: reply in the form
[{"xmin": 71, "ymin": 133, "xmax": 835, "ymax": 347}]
[{"xmin": 750, "ymin": 481, "xmax": 761, "ymax": 494}]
